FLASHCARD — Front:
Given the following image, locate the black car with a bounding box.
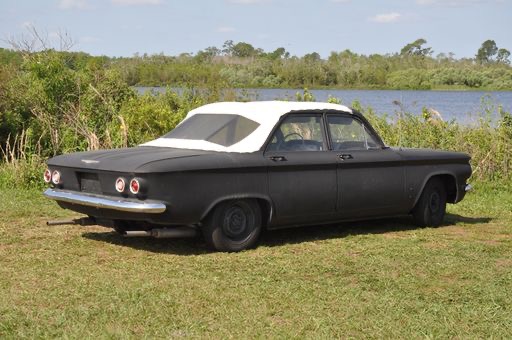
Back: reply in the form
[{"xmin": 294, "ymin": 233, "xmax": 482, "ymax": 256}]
[{"xmin": 44, "ymin": 101, "xmax": 472, "ymax": 252}]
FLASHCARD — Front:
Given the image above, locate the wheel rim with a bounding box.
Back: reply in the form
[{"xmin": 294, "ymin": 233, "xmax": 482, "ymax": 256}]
[
  {"xmin": 429, "ymin": 191, "xmax": 441, "ymax": 214},
  {"xmin": 222, "ymin": 204, "xmax": 254, "ymax": 241}
]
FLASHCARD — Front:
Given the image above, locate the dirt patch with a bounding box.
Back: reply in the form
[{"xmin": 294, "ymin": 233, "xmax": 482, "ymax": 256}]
[
  {"xmin": 438, "ymin": 226, "xmax": 474, "ymax": 240},
  {"xmin": 269, "ymin": 315, "xmax": 291, "ymax": 327},
  {"xmin": 479, "ymin": 239, "xmax": 502, "ymax": 246},
  {"xmin": 346, "ymin": 251, "xmax": 362, "ymax": 257},
  {"xmin": 423, "ymin": 241, "xmax": 448, "ymax": 250},
  {"xmin": 381, "ymin": 232, "xmax": 408, "ymax": 239},
  {"xmin": 495, "ymin": 258, "xmax": 512, "ymax": 269}
]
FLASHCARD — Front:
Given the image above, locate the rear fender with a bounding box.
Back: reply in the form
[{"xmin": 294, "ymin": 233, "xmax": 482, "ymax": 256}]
[{"xmin": 200, "ymin": 194, "xmax": 274, "ymax": 227}]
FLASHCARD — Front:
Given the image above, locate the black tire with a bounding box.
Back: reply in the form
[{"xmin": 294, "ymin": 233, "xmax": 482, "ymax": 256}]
[
  {"xmin": 202, "ymin": 199, "xmax": 262, "ymax": 252},
  {"xmin": 412, "ymin": 177, "xmax": 447, "ymax": 227}
]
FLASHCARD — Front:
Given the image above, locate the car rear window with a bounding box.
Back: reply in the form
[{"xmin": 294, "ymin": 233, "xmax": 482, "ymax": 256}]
[{"xmin": 163, "ymin": 114, "xmax": 260, "ymax": 147}]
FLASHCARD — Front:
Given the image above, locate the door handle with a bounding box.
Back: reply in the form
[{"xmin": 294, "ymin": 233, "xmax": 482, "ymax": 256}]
[
  {"xmin": 338, "ymin": 154, "xmax": 353, "ymax": 160},
  {"xmin": 269, "ymin": 155, "xmax": 287, "ymax": 162}
]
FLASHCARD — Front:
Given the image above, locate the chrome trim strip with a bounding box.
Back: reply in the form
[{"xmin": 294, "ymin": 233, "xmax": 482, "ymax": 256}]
[
  {"xmin": 465, "ymin": 184, "xmax": 473, "ymax": 192},
  {"xmin": 43, "ymin": 189, "xmax": 166, "ymax": 214}
]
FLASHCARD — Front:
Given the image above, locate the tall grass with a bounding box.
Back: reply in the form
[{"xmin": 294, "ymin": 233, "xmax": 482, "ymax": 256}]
[
  {"xmin": 360, "ymin": 101, "xmax": 512, "ymax": 182},
  {"xmin": 0, "ymin": 132, "xmax": 46, "ymax": 189}
]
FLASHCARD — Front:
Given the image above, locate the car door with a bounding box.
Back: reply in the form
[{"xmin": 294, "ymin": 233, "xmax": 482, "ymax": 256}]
[
  {"xmin": 326, "ymin": 113, "xmax": 406, "ymax": 219},
  {"xmin": 265, "ymin": 113, "xmax": 338, "ymax": 225}
]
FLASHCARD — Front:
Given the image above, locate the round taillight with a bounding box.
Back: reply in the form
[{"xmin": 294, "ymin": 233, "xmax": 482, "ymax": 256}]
[
  {"xmin": 129, "ymin": 178, "xmax": 140, "ymax": 194},
  {"xmin": 44, "ymin": 169, "xmax": 52, "ymax": 183},
  {"xmin": 115, "ymin": 177, "xmax": 126, "ymax": 193},
  {"xmin": 51, "ymin": 170, "xmax": 61, "ymax": 185}
]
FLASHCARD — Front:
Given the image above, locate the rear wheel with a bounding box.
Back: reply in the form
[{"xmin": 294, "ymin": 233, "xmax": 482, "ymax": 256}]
[
  {"xmin": 412, "ymin": 178, "xmax": 447, "ymax": 227},
  {"xmin": 202, "ymin": 199, "xmax": 262, "ymax": 252}
]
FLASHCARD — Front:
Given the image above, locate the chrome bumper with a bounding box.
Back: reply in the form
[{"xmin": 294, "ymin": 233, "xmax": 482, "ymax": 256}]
[{"xmin": 43, "ymin": 189, "xmax": 166, "ymax": 214}]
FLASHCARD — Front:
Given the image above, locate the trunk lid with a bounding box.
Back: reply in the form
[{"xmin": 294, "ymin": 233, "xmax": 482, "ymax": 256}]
[{"xmin": 47, "ymin": 146, "xmax": 211, "ymax": 172}]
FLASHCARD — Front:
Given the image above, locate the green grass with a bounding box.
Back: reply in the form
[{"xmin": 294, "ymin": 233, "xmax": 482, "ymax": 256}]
[{"xmin": 1, "ymin": 183, "xmax": 511, "ymax": 338}]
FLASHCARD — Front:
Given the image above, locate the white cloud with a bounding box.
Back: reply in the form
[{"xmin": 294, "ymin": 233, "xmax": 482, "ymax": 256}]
[
  {"xmin": 217, "ymin": 26, "xmax": 236, "ymax": 33},
  {"xmin": 58, "ymin": 0, "xmax": 90, "ymax": 10},
  {"xmin": 369, "ymin": 12, "xmax": 401, "ymax": 23},
  {"xmin": 330, "ymin": 0, "xmax": 350, "ymax": 3},
  {"xmin": 112, "ymin": 0, "xmax": 162, "ymax": 5},
  {"xmin": 227, "ymin": 0, "xmax": 270, "ymax": 4}
]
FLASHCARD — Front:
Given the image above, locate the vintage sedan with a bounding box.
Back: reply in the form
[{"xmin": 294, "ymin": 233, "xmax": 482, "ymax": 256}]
[{"xmin": 44, "ymin": 101, "xmax": 472, "ymax": 252}]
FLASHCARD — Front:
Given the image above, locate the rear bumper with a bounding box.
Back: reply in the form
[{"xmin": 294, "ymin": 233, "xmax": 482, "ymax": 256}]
[{"xmin": 43, "ymin": 189, "xmax": 167, "ymax": 214}]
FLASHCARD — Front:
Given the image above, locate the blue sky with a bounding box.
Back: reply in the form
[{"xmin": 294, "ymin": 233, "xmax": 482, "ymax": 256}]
[{"xmin": 0, "ymin": 0, "xmax": 511, "ymax": 58}]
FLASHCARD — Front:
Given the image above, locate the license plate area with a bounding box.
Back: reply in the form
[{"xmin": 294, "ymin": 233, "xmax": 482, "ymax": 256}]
[{"xmin": 78, "ymin": 172, "xmax": 102, "ymax": 194}]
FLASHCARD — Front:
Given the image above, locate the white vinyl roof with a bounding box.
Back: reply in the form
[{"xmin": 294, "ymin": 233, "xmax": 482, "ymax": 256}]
[{"xmin": 142, "ymin": 101, "xmax": 353, "ymax": 153}]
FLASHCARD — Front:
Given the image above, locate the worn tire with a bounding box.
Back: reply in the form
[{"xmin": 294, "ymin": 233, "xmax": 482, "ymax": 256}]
[
  {"xmin": 202, "ymin": 199, "xmax": 262, "ymax": 252},
  {"xmin": 412, "ymin": 177, "xmax": 447, "ymax": 227}
]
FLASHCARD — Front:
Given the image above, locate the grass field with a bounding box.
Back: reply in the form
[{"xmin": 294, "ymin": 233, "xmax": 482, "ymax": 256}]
[{"xmin": 1, "ymin": 183, "xmax": 511, "ymax": 338}]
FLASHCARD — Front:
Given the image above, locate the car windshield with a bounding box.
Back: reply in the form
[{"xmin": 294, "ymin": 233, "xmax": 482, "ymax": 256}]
[{"xmin": 162, "ymin": 114, "xmax": 260, "ymax": 147}]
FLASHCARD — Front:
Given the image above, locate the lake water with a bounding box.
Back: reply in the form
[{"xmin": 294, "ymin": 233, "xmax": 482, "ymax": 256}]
[{"xmin": 137, "ymin": 87, "xmax": 512, "ymax": 124}]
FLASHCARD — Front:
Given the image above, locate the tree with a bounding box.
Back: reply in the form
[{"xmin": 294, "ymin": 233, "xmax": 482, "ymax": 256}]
[
  {"xmin": 496, "ymin": 48, "xmax": 511, "ymax": 65},
  {"xmin": 231, "ymin": 42, "xmax": 257, "ymax": 58},
  {"xmin": 476, "ymin": 40, "xmax": 498, "ymax": 63},
  {"xmin": 222, "ymin": 40, "xmax": 234, "ymax": 56},
  {"xmin": 303, "ymin": 52, "xmax": 321, "ymax": 62},
  {"xmin": 267, "ymin": 47, "xmax": 288, "ymax": 60},
  {"xmin": 400, "ymin": 38, "xmax": 432, "ymax": 57},
  {"xmin": 204, "ymin": 46, "xmax": 221, "ymax": 57},
  {"xmin": 195, "ymin": 46, "xmax": 220, "ymax": 63}
]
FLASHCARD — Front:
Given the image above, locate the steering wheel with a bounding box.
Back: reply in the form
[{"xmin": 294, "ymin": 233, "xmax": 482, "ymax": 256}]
[
  {"xmin": 283, "ymin": 132, "xmax": 304, "ymax": 141},
  {"xmin": 277, "ymin": 132, "xmax": 304, "ymax": 150}
]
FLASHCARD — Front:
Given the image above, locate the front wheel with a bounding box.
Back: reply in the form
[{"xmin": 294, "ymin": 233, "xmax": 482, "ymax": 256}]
[
  {"xmin": 412, "ymin": 178, "xmax": 447, "ymax": 227},
  {"xmin": 202, "ymin": 199, "xmax": 262, "ymax": 252}
]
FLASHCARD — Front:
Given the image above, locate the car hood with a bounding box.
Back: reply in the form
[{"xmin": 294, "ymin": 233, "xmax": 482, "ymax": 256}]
[{"xmin": 47, "ymin": 146, "xmax": 216, "ymax": 173}]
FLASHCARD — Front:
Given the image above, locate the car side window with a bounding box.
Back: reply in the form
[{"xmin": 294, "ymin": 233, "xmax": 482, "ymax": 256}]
[
  {"xmin": 267, "ymin": 114, "xmax": 326, "ymax": 152},
  {"xmin": 327, "ymin": 115, "xmax": 380, "ymax": 150}
]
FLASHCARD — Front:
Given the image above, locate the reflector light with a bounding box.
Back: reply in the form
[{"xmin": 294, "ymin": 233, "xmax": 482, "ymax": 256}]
[
  {"xmin": 115, "ymin": 178, "xmax": 126, "ymax": 193},
  {"xmin": 51, "ymin": 170, "xmax": 61, "ymax": 185},
  {"xmin": 130, "ymin": 178, "xmax": 140, "ymax": 194},
  {"xmin": 44, "ymin": 169, "xmax": 52, "ymax": 183}
]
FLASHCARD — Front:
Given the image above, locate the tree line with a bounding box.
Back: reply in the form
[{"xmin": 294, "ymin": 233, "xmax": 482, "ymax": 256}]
[
  {"xmin": 1, "ymin": 38, "xmax": 511, "ymax": 91},
  {"xmin": 110, "ymin": 38, "xmax": 512, "ymax": 90}
]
